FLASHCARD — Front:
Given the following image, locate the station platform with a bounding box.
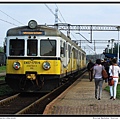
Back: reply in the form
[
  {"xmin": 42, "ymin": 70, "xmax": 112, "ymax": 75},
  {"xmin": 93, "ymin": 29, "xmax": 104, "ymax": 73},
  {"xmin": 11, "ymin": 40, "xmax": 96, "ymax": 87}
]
[{"xmin": 43, "ymin": 72, "xmax": 120, "ymax": 115}]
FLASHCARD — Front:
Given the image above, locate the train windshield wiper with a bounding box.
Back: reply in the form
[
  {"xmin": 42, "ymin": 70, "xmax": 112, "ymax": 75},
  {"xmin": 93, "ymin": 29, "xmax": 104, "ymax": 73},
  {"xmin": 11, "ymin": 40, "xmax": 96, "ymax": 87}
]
[{"xmin": 47, "ymin": 38, "xmax": 54, "ymax": 48}]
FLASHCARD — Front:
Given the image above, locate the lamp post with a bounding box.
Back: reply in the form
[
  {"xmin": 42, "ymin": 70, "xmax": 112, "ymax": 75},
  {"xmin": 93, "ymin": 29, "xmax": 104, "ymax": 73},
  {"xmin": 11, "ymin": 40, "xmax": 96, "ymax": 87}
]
[{"xmin": 117, "ymin": 26, "xmax": 120, "ymax": 63}]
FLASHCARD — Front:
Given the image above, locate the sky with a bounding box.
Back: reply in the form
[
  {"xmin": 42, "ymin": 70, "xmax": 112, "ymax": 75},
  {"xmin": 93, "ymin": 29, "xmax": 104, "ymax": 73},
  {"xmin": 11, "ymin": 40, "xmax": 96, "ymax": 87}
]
[{"xmin": 0, "ymin": 2, "xmax": 120, "ymax": 55}]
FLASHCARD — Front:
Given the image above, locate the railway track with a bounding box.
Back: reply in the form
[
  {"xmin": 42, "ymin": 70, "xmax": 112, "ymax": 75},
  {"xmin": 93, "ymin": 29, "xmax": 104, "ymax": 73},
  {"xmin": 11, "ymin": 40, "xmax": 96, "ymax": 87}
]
[
  {"xmin": 0, "ymin": 93, "xmax": 45, "ymax": 114},
  {"xmin": 0, "ymin": 69, "xmax": 86, "ymax": 115}
]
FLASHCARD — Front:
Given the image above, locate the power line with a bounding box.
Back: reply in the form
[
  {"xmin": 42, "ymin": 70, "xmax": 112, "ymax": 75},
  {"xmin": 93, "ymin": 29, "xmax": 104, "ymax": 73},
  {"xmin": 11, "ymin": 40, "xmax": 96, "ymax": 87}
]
[
  {"xmin": 45, "ymin": 4, "xmax": 88, "ymax": 42},
  {"xmin": 54, "ymin": 4, "xmax": 78, "ymax": 40},
  {"xmin": 55, "ymin": 4, "xmax": 66, "ymax": 23},
  {"xmin": 0, "ymin": 9, "xmax": 24, "ymax": 25},
  {"xmin": 45, "ymin": 4, "xmax": 77, "ymax": 40},
  {"xmin": 44, "ymin": 4, "xmax": 63, "ymax": 23},
  {"xmin": 0, "ymin": 18, "xmax": 18, "ymax": 26}
]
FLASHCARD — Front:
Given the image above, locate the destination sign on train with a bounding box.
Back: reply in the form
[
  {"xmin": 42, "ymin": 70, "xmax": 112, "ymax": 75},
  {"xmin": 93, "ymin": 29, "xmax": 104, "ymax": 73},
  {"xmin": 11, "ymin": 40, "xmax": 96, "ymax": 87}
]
[{"xmin": 22, "ymin": 31, "xmax": 44, "ymax": 35}]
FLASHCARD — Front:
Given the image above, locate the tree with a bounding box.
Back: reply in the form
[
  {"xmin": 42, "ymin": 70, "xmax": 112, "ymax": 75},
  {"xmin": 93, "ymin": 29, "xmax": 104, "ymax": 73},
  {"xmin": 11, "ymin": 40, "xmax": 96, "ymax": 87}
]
[{"xmin": 0, "ymin": 46, "xmax": 4, "ymax": 52}]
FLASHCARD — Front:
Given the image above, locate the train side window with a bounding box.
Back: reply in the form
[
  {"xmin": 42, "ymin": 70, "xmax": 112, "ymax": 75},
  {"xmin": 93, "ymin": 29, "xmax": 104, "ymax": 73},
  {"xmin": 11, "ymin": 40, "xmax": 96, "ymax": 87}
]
[
  {"xmin": 60, "ymin": 40, "xmax": 63, "ymax": 57},
  {"xmin": 82, "ymin": 53, "xmax": 84, "ymax": 60},
  {"xmin": 68, "ymin": 44, "xmax": 71, "ymax": 58},
  {"xmin": 73, "ymin": 48, "xmax": 75, "ymax": 59},
  {"xmin": 9, "ymin": 39, "xmax": 24, "ymax": 56},
  {"xmin": 27, "ymin": 39, "xmax": 37, "ymax": 56},
  {"xmin": 63, "ymin": 42, "xmax": 66, "ymax": 57},
  {"xmin": 79, "ymin": 51, "xmax": 81, "ymax": 60},
  {"xmin": 60, "ymin": 47, "xmax": 64, "ymax": 55}
]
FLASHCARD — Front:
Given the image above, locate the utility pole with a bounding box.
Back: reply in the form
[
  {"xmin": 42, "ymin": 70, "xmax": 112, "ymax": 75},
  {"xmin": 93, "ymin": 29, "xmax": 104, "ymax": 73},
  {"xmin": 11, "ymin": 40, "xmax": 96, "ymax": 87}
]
[{"xmin": 55, "ymin": 8, "xmax": 58, "ymax": 29}]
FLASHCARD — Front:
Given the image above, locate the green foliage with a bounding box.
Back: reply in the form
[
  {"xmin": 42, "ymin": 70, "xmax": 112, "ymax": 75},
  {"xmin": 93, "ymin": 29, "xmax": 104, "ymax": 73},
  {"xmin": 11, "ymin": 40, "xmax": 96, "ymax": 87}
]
[
  {"xmin": 0, "ymin": 77, "xmax": 5, "ymax": 80},
  {"xmin": 0, "ymin": 85, "xmax": 14, "ymax": 96},
  {"xmin": 104, "ymin": 84, "xmax": 120, "ymax": 99},
  {"xmin": 0, "ymin": 66, "xmax": 6, "ymax": 72},
  {"xmin": 0, "ymin": 46, "xmax": 4, "ymax": 52}
]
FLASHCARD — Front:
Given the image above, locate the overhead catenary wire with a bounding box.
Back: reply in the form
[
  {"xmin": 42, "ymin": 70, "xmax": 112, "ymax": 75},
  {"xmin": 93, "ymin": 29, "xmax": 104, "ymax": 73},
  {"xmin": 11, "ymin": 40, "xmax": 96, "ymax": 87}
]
[
  {"xmin": 44, "ymin": 4, "xmax": 63, "ymax": 23},
  {"xmin": 55, "ymin": 4, "xmax": 66, "ymax": 23},
  {"xmin": 0, "ymin": 18, "xmax": 18, "ymax": 26},
  {"xmin": 54, "ymin": 4, "xmax": 79, "ymax": 41},
  {"xmin": 45, "ymin": 4, "xmax": 96, "ymax": 52},
  {"xmin": 0, "ymin": 9, "xmax": 24, "ymax": 26}
]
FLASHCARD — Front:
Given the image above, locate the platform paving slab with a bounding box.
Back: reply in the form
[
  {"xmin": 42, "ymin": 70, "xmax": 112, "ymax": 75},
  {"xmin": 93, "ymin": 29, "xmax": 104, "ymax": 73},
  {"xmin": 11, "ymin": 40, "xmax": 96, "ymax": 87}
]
[{"xmin": 43, "ymin": 73, "xmax": 120, "ymax": 115}]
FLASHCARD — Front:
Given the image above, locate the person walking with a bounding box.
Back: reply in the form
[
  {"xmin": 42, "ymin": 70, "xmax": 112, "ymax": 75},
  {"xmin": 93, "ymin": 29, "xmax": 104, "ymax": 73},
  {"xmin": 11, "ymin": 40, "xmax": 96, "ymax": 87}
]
[
  {"xmin": 93, "ymin": 59, "xmax": 104, "ymax": 100},
  {"xmin": 87, "ymin": 59, "xmax": 94, "ymax": 82},
  {"xmin": 109, "ymin": 58, "xmax": 120, "ymax": 100},
  {"xmin": 102, "ymin": 58, "xmax": 110, "ymax": 82}
]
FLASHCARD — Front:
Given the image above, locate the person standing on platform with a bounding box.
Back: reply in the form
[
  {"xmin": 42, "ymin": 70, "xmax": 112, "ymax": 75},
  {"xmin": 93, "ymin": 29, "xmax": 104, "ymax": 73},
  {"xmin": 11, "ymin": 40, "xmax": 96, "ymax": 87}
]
[
  {"xmin": 109, "ymin": 58, "xmax": 120, "ymax": 100},
  {"xmin": 93, "ymin": 59, "xmax": 104, "ymax": 100},
  {"xmin": 87, "ymin": 59, "xmax": 95, "ymax": 82}
]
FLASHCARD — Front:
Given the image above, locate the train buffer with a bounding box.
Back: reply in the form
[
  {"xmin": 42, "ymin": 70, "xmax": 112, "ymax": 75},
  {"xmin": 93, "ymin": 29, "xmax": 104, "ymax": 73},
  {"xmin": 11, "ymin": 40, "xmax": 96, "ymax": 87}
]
[{"xmin": 43, "ymin": 72, "xmax": 120, "ymax": 115}]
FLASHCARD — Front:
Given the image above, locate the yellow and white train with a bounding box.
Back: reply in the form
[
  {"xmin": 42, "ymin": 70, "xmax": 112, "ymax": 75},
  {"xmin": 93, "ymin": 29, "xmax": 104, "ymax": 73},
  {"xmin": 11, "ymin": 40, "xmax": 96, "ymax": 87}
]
[{"xmin": 5, "ymin": 20, "xmax": 86, "ymax": 92}]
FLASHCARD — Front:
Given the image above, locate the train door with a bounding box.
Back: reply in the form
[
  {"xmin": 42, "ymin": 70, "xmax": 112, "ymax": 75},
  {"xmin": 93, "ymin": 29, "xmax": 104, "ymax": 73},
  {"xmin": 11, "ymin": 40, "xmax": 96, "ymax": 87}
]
[
  {"xmin": 66, "ymin": 42, "xmax": 68, "ymax": 74},
  {"xmin": 60, "ymin": 40, "xmax": 66, "ymax": 76},
  {"xmin": 78, "ymin": 51, "xmax": 81, "ymax": 70},
  {"xmin": 71, "ymin": 47, "xmax": 74, "ymax": 72},
  {"xmin": 60, "ymin": 40, "xmax": 63, "ymax": 74},
  {"xmin": 68, "ymin": 44, "xmax": 71, "ymax": 74},
  {"xmin": 81, "ymin": 52, "xmax": 82, "ymax": 68}
]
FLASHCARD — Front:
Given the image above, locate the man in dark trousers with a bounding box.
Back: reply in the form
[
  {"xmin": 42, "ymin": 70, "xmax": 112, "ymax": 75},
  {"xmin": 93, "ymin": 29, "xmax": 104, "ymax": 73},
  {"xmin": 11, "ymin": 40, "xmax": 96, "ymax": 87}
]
[{"xmin": 87, "ymin": 59, "xmax": 95, "ymax": 82}]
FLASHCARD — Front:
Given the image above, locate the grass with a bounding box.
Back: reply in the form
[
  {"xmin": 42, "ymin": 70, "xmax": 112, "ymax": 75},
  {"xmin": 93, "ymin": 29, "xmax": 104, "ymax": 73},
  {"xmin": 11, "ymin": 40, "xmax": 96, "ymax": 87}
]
[
  {"xmin": 0, "ymin": 66, "xmax": 6, "ymax": 72},
  {"xmin": 104, "ymin": 84, "xmax": 120, "ymax": 99},
  {"xmin": 0, "ymin": 85, "xmax": 14, "ymax": 96},
  {"xmin": 0, "ymin": 76, "xmax": 5, "ymax": 80}
]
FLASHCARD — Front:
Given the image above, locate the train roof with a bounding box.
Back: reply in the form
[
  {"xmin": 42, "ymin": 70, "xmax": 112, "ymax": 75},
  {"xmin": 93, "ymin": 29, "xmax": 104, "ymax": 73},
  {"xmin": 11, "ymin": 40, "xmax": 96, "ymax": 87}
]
[
  {"xmin": 7, "ymin": 25, "xmax": 61, "ymax": 36},
  {"xmin": 6, "ymin": 20, "xmax": 86, "ymax": 54}
]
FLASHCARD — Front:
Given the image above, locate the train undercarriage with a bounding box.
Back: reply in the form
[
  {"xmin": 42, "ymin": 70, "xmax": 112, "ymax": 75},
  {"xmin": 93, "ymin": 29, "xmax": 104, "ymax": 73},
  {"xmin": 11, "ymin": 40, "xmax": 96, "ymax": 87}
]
[{"xmin": 5, "ymin": 69, "xmax": 84, "ymax": 92}]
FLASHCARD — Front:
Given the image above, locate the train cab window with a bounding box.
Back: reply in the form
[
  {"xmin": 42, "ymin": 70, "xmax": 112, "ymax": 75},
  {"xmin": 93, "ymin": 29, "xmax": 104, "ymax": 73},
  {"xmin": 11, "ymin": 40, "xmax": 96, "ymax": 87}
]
[
  {"xmin": 27, "ymin": 39, "xmax": 37, "ymax": 56},
  {"xmin": 40, "ymin": 39, "xmax": 56, "ymax": 56},
  {"xmin": 9, "ymin": 39, "xmax": 24, "ymax": 56}
]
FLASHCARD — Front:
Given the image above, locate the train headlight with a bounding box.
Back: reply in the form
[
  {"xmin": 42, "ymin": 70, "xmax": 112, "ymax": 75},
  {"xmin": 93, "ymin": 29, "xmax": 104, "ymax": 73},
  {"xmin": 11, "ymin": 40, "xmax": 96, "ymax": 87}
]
[
  {"xmin": 42, "ymin": 62, "xmax": 51, "ymax": 70},
  {"xmin": 28, "ymin": 20, "xmax": 37, "ymax": 29},
  {"xmin": 13, "ymin": 62, "xmax": 20, "ymax": 70}
]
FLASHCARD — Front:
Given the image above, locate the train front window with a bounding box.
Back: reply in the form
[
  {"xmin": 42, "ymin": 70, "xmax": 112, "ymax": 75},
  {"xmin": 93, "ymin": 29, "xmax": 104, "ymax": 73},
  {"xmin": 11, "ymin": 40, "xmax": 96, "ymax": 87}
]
[
  {"xmin": 9, "ymin": 39, "xmax": 24, "ymax": 56},
  {"xmin": 27, "ymin": 39, "xmax": 37, "ymax": 56},
  {"xmin": 40, "ymin": 39, "xmax": 56, "ymax": 56}
]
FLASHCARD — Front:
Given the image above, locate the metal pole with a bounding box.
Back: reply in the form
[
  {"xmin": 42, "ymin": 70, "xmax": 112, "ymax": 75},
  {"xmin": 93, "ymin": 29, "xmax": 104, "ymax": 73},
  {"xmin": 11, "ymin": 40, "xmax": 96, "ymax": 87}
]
[
  {"xmin": 108, "ymin": 40, "xmax": 110, "ymax": 53},
  {"xmin": 107, "ymin": 45, "xmax": 109, "ymax": 53},
  {"xmin": 94, "ymin": 40, "xmax": 96, "ymax": 59},
  {"xmin": 111, "ymin": 39, "xmax": 114, "ymax": 54},
  {"xmin": 117, "ymin": 29, "xmax": 119, "ymax": 63},
  {"xmin": 116, "ymin": 26, "xmax": 120, "ymax": 63}
]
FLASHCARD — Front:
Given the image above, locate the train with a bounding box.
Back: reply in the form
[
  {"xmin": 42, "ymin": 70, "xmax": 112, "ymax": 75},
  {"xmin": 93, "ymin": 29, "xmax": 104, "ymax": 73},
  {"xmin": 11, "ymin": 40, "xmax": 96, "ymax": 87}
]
[{"xmin": 4, "ymin": 20, "xmax": 86, "ymax": 92}]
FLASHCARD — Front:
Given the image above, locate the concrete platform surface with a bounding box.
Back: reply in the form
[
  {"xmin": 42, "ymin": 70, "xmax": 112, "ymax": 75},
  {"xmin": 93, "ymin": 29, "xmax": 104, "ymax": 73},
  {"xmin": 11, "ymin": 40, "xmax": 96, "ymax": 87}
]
[{"xmin": 43, "ymin": 72, "xmax": 120, "ymax": 115}]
